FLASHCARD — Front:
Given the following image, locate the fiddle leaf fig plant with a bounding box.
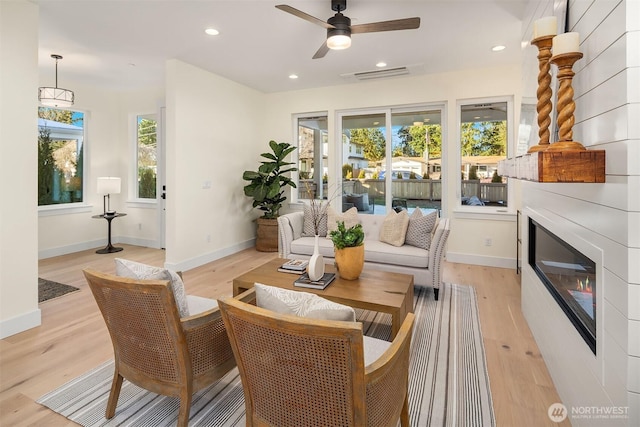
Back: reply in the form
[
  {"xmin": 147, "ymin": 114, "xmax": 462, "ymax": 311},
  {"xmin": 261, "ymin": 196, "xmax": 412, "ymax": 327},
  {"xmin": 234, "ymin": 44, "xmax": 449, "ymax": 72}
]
[{"xmin": 242, "ymin": 140, "xmax": 297, "ymax": 219}]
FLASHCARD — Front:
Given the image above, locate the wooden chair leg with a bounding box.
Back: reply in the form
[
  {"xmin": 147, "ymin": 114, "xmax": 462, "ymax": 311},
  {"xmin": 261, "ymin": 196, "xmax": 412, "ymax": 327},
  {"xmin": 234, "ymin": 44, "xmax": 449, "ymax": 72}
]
[
  {"xmin": 106, "ymin": 371, "xmax": 123, "ymax": 419},
  {"xmin": 400, "ymin": 393, "xmax": 410, "ymax": 427},
  {"xmin": 177, "ymin": 391, "xmax": 192, "ymax": 427}
]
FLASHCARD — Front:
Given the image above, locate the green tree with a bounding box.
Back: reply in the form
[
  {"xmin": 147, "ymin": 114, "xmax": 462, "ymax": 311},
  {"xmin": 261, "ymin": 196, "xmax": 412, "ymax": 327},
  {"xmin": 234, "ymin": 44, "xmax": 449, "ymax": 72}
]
[
  {"xmin": 38, "ymin": 128, "xmax": 55, "ymax": 205},
  {"xmin": 460, "ymin": 121, "xmax": 506, "ymax": 156},
  {"xmin": 397, "ymin": 124, "xmax": 442, "ymax": 158},
  {"xmin": 468, "ymin": 165, "xmax": 479, "ymax": 180},
  {"xmin": 349, "ymin": 128, "xmax": 385, "ymax": 162},
  {"xmin": 139, "ymin": 168, "xmax": 156, "ymax": 198},
  {"xmin": 342, "ymin": 163, "xmax": 353, "ymax": 179}
]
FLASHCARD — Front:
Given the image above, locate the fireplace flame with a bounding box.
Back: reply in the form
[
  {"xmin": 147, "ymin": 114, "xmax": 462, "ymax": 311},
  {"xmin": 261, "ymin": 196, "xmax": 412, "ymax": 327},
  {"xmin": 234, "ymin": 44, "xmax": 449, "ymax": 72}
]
[{"xmin": 576, "ymin": 276, "xmax": 592, "ymax": 293}]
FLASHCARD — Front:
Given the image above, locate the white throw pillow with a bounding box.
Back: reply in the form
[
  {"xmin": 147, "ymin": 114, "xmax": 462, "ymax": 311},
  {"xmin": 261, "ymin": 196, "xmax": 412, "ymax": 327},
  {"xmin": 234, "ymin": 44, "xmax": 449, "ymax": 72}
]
[
  {"xmin": 114, "ymin": 258, "xmax": 190, "ymax": 318},
  {"xmin": 405, "ymin": 209, "xmax": 437, "ymax": 250},
  {"xmin": 327, "ymin": 206, "xmax": 360, "ymax": 238},
  {"xmin": 379, "ymin": 210, "xmax": 410, "ymax": 247},
  {"xmin": 254, "ymin": 283, "xmax": 355, "ymax": 321}
]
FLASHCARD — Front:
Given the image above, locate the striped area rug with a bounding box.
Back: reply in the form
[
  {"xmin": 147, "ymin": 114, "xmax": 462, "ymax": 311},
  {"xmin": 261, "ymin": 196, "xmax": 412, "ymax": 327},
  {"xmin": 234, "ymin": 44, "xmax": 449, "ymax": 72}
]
[{"xmin": 37, "ymin": 283, "xmax": 494, "ymax": 426}]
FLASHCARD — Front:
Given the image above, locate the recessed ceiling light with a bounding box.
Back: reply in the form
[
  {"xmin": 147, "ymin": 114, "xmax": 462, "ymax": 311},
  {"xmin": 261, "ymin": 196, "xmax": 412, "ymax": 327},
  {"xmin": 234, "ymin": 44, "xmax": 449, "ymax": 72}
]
[
  {"xmin": 205, "ymin": 28, "xmax": 219, "ymax": 36},
  {"xmin": 492, "ymin": 45, "xmax": 506, "ymax": 52},
  {"xmin": 376, "ymin": 62, "xmax": 387, "ymax": 68},
  {"xmin": 289, "ymin": 74, "xmax": 298, "ymax": 79}
]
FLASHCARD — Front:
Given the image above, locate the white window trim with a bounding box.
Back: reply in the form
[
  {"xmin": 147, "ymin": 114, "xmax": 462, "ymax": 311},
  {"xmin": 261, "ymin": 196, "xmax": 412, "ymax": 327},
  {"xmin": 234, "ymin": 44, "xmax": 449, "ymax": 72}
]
[
  {"xmin": 290, "ymin": 111, "xmax": 329, "ymax": 205},
  {"xmin": 129, "ymin": 112, "xmax": 158, "ymax": 203},
  {"xmin": 454, "ymin": 95, "xmax": 515, "ymax": 216},
  {"xmin": 37, "ymin": 107, "xmax": 89, "ymax": 213},
  {"xmin": 336, "ymin": 102, "xmax": 446, "ymax": 215}
]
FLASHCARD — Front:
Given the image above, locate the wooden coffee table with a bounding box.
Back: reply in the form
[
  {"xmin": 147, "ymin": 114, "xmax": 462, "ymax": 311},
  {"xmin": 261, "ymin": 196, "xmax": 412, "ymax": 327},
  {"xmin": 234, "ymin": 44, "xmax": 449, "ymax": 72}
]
[{"xmin": 232, "ymin": 258, "xmax": 414, "ymax": 338}]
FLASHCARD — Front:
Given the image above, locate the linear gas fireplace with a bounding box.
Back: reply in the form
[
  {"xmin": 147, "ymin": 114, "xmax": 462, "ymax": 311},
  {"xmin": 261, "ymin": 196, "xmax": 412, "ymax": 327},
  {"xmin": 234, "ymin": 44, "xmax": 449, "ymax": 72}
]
[{"xmin": 528, "ymin": 219, "xmax": 596, "ymax": 353}]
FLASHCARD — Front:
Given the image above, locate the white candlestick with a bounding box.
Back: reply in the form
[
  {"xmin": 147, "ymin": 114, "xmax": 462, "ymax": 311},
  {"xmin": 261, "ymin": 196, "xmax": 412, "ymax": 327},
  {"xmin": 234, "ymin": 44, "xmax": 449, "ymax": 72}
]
[
  {"xmin": 533, "ymin": 16, "xmax": 557, "ymax": 39},
  {"xmin": 553, "ymin": 32, "xmax": 580, "ymax": 55}
]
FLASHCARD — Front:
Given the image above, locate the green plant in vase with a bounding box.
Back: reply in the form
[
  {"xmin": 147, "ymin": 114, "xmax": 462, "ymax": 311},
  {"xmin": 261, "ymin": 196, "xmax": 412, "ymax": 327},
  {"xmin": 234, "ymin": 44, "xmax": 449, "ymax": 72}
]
[{"xmin": 329, "ymin": 221, "xmax": 365, "ymax": 280}]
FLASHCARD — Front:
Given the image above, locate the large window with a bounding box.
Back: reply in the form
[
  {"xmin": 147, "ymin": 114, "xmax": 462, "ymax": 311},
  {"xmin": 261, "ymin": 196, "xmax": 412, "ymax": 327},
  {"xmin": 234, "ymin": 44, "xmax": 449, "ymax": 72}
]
[
  {"xmin": 339, "ymin": 105, "xmax": 443, "ymax": 215},
  {"xmin": 37, "ymin": 107, "xmax": 85, "ymax": 206},
  {"xmin": 458, "ymin": 98, "xmax": 512, "ymax": 209},
  {"xmin": 136, "ymin": 114, "xmax": 158, "ymax": 199}
]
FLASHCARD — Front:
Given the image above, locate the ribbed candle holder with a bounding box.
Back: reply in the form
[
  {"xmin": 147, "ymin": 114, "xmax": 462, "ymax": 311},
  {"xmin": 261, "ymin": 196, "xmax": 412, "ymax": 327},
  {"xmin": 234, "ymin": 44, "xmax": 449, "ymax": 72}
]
[
  {"xmin": 548, "ymin": 51, "xmax": 585, "ymax": 151},
  {"xmin": 528, "ymin": 35, "xmax": 554, "ymax": 153}
]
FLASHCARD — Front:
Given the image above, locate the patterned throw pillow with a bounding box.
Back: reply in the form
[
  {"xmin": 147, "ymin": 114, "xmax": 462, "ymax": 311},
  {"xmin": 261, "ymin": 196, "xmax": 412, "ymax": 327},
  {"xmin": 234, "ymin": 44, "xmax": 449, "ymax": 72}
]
[
  {"xmin": 405, "ymin": 209, "xmax": 438, "ymax": 250},
  {"xmin": 254, "ymin": 283, "xmax": 355, "ymax": 321},
  {"xmin": 114, "ymin": 258, "xmax": 190, "ymax": 318},
  {"xmin": 301, "ymin": 203, "xmax": 328, "ymax": 237},
  {"xmin": 326, "ymin": 206, "xmax": 360, "ymax": 237},
  {"xmin": 379, "ymin": 210, "xmax": 410, "ymax": 247}
]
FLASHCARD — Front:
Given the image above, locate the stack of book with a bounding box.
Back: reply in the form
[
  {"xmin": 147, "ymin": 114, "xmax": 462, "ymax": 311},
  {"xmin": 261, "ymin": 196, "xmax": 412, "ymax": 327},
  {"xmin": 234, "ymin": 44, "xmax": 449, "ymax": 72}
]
[
  {"xmin": 294, "ymin": 272, "xmax": 336, "ymax": 290},
  {"xmin": 277, "ymin": 259, "xmax": 309, "ymax": 274}
]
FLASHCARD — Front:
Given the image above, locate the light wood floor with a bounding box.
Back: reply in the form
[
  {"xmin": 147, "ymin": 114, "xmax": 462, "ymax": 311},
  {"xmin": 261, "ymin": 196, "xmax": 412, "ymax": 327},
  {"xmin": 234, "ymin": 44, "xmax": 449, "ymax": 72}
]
[{"xmin": 0, "ymin": 245, "xmax": 569, "ymax": 426}]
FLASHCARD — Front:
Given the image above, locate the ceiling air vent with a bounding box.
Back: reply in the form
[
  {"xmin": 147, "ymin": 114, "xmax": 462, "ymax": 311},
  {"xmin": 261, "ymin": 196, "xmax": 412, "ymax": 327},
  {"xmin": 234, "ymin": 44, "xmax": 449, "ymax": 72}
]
[{"xmin": 340, "ymin": 64, "xmax": 423, "ymax": 82}]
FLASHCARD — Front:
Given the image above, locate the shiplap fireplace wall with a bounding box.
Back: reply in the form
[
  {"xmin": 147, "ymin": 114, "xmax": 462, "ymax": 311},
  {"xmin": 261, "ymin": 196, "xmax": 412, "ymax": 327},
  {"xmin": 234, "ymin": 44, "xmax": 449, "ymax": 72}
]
[{"xmin": 519, "ymin": 0, "xmax": 638, "ymax": 426}]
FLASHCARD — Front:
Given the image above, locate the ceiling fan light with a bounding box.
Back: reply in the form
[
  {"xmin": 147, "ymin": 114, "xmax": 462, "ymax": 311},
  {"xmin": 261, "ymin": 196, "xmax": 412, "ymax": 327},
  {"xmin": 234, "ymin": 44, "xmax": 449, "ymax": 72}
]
[{"xmin": 327, "ymin": 34, "xmax": 351, "ymax": 50}]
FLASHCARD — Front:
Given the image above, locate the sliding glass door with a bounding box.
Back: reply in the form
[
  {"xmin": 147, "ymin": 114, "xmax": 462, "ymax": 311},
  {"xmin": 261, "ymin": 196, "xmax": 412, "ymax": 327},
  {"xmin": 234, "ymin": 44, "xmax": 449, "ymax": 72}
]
[{"xmin": 338, "ymin": 105, "xmax": 443, "ymax": 215}]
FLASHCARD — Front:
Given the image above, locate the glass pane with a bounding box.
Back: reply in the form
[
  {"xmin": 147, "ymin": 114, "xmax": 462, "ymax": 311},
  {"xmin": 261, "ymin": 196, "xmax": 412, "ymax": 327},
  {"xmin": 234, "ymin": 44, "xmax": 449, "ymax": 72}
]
[
  {"xmin": 390, "ymin": 110, "xmax": 442, "ymax": 215},
  {"xmin": 341, "ymin": 113, "xmax": 386, "ymax": 214},
  {"xmin": 38, "ymin": 108, "xmax": 84, "ymax": 205},
  {"xmin": 459, "ymin": 101, "xmax": 508, "ymax": 207},
  {"xmin": 137, "ymin": 114, "xmax": 157, "ymax": 199},
  {"xmin": 297, "ymin": 115, "xmax": 328, "ymax": 200}
]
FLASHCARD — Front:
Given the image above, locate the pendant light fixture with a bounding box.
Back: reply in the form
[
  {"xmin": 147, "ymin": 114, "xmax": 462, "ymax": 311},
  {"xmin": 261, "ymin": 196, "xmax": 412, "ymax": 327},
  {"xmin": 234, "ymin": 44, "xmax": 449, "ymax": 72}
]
[{"xmin": 38, "ymin": 54, "xmax": 74, "ymax": 108}]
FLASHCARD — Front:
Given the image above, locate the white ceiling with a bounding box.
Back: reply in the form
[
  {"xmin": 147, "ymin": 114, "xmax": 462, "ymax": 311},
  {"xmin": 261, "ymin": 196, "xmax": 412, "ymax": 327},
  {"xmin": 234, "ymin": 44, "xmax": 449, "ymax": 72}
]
[{"xmin": 34, "ymin": 0, "xmax": 528, "ymax": 94}]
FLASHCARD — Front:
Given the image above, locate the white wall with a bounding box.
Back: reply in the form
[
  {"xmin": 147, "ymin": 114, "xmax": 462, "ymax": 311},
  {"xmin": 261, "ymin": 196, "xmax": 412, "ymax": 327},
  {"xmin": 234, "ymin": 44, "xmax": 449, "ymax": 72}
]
[
  {"xmin": 262, "ymin": 65, "xmax": 522, "ymax": 267},
  {"xmin": 164, "ymin": 60, "xmax": 265, "ymax": 271},
  {"xmin": 0, "ymin": 0, "xmax": 41, "ymax": 338},
  {"xmin": 521, "ymin": 0, "xmax": 639, "ymax": 425},
  {"xmin": 37, "ymin": 83, "xmax": 164, "ymax": 257}
]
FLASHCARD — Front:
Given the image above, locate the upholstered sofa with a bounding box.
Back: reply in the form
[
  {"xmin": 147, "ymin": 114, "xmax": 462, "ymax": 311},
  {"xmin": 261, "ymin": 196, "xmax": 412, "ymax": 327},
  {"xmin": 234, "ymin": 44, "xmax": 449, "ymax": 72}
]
[{"xmin": 277, "ymin": 210, "xmax": 450, "ymax": 300}]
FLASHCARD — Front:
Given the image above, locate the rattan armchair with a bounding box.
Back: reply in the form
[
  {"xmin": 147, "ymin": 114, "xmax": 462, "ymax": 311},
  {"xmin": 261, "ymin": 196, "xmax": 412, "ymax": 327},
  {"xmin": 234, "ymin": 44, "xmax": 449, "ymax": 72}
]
[
  {"xmin": 83, "ymin": 269, "xmax": 254, "ymax": 427},
  {"xmin": 218, "ymin": 295, "xmax": 415, "ymax": 427}
]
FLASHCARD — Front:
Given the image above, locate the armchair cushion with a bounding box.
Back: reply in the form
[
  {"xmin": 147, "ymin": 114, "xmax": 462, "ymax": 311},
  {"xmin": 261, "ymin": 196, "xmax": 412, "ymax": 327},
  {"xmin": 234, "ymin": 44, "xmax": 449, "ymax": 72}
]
[
  {"xmin": 186, "ymin": 295, "xmax": 218, "ymax": 315},
  {"xmin": 254, "ymin": 283, "xmax": 355, "ymax": 321},
  {"xmin": 114, "ymin": 258, "xmax": 190, "ymax": 318}
]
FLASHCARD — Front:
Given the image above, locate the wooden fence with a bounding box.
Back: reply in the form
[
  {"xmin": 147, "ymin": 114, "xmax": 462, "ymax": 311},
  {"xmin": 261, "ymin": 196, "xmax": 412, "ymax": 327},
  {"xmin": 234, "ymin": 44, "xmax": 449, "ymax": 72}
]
[{"xmin": 300, "ymin": 179, "xmax": 507, "ymax": 204}]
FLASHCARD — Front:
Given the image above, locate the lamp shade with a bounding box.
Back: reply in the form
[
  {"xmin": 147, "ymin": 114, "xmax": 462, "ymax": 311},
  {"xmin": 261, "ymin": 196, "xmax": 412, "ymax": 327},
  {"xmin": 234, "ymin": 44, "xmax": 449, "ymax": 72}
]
[{"xmin": 97, "ymin": 177, "xmax": 121, "ymax": 195}]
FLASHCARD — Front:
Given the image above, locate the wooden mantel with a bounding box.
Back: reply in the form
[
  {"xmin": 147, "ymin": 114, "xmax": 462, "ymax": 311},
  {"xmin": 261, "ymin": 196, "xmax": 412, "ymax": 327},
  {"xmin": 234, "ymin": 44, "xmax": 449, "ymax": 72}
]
[{"xmin": 498, "ymin": 150, "xmax": 605, "ymax": 183}]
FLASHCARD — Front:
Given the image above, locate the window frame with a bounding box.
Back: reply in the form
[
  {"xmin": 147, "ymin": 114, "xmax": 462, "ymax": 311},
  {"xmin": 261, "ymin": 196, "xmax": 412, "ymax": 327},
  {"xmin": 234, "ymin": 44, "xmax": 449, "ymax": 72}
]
[
  {"xmin": 129, "ymin": 112, "xmax": 158, "ymax": 206},
  {"xmin": 336, "ymin": 103, "xmax": 446, "ymax": 215},
  {"xmin": 454, "ymin": 95, "xmax": 514, "ymax": 216},
  {"xmin": 291, "ymin": 111, "xmax": 329, "ymax": 204},
  {"xmin": 37, "ymin": 107, "xmax": 91, "ymax": 216}
]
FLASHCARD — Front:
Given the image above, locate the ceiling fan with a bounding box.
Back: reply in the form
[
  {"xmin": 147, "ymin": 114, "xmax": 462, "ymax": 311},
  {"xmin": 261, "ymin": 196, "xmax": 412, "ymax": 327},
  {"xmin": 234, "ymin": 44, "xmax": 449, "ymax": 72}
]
[{"xmin": 276, "ymin": 0, "xmax": 420, "ymax": 59}]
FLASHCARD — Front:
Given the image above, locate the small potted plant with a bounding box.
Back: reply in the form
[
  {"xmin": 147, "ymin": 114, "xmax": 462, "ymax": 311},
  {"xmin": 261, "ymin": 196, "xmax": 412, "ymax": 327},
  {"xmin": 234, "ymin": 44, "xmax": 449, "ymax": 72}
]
[{"xmin": 329, "ymin": 221, "xmax": 365, "ymax": 280}]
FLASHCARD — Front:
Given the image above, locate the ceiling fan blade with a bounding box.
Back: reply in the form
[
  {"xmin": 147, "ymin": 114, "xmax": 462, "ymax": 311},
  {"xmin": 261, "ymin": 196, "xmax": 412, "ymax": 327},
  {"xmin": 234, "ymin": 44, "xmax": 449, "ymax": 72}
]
[
  {"xmin": 276, "ymin": 5, "xmax": 335, "ymax": 29},
  {"xmin": 351, "ymin": 17, "xmax": 420, "ymax": 34},
  {"xmin": 312, "ymin": 42, "xmax": 330, "ymax": 59}
]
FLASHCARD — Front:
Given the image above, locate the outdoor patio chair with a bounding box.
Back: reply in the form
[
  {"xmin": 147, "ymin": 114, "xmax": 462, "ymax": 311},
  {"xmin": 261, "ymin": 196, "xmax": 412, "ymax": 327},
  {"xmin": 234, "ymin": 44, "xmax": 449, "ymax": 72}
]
[
  {"xmin": 83, "ymin": 269, "xmax": 253, "ymax": 427},
  {"xmin": 218, "ymin": 293, "xmax": 415, "ymax": 427}
]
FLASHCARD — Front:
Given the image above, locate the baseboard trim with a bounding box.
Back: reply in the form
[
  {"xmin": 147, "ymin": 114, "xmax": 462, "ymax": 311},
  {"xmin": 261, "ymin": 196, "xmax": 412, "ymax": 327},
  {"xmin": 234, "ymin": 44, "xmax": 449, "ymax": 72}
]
[
  {"xmin": 0, "ymin": 308, "xmax": 41, "ymax": 339},
  {"xmin": 39, "ymin": 236, "xmax": 159, "ymax": 259},
  {"xmin": 165, "ymin": 239, "xmax": 256, "ymax": 272},
  {"xmin": 446, "ymin": 251, "xmax": 516, "ymax": 269}
]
